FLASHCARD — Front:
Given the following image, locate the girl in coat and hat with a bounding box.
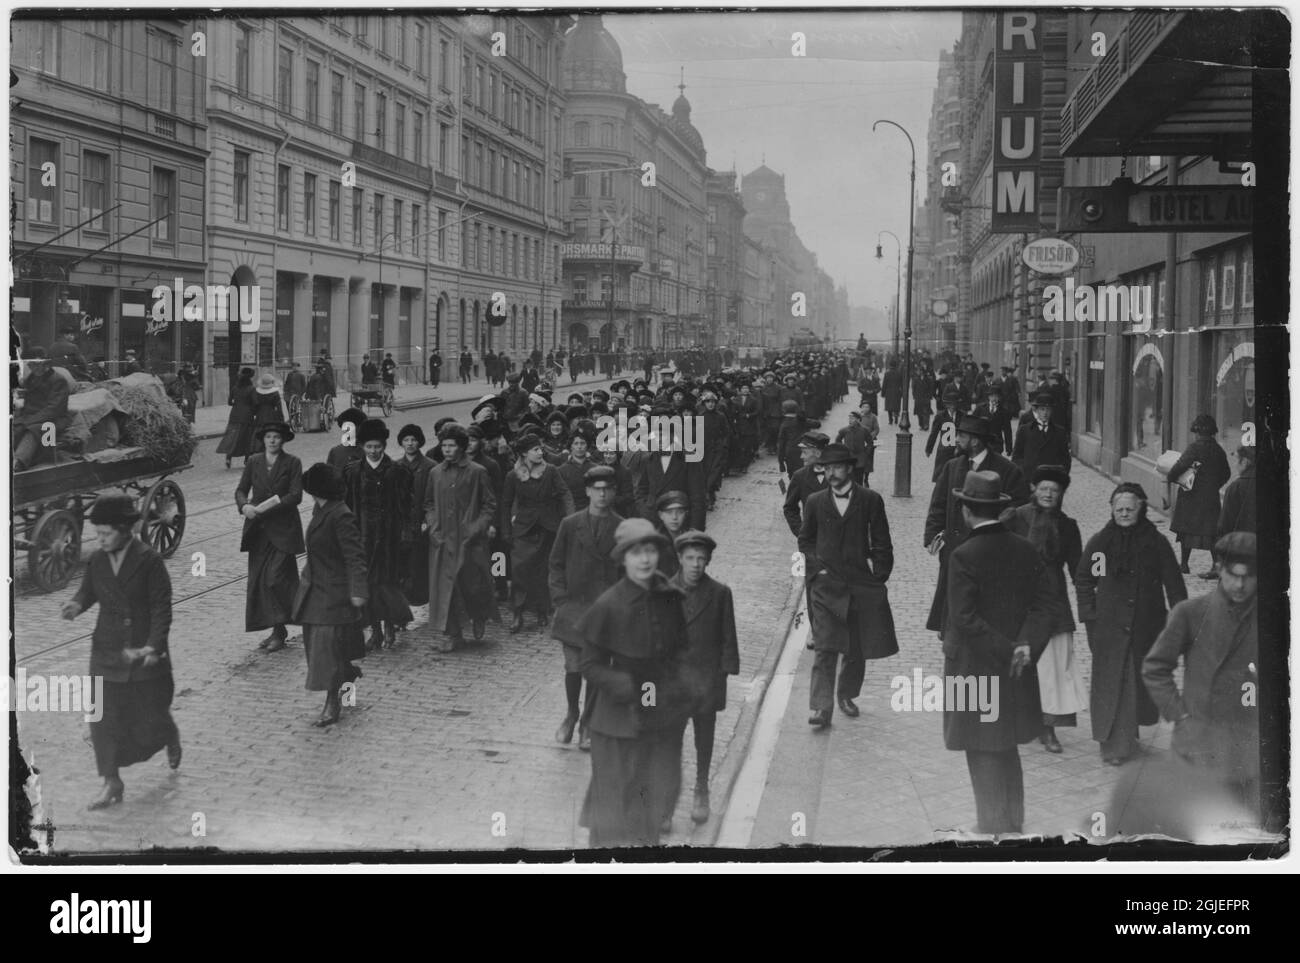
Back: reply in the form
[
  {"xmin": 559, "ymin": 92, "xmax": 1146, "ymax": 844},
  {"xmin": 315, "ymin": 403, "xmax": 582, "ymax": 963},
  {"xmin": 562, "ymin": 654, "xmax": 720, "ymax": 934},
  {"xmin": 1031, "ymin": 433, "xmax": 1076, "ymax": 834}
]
[
  {"xmin": 343, "ymin": 419, "xmax": 414, "ymax": 650},
  {"xmin": 1075, "ymin": 482, "xmax": 1188, "ymax": 765},
  {"xmin": 217, "ymin": 366, "xmax": 257, "ymax": 469},
  {"xmin": 999, "ymin": 464, "xmax": 1086, "ymax": 753},
  {"xmin": 235, "ymin": 421, "xmax": 305, "ymax": 651},
  {"xmin": 62, "ymin": 494, "xmax": 181, "ymax": 809},
  {"xmin": 395, "ymin": 423, "xmax": 434, "ymax": 607},
  {"xmin": 292, "ymin": 464, "xmax": 368, "ymax": 727},
  {"xmin": 501, "ymin": 434, "xmax": 574, "ymax": 632},
  {"xmin": 250, "ymin": 372, "xmax": 286, "ymax": 452},
  {"xmin": 1168, "ymin": 414, "xmax": 1232, "ymax": 576},
  {"xmin": 541, "ymin": 410, "xmax": 570, "ymax": 465},
  {"xmin": 327, "ymin": 407, "xmax": 367, "ymax": 472},
  {"xmin": 577, "ymin": 518, "xmax": 696, "ymax": 847}
]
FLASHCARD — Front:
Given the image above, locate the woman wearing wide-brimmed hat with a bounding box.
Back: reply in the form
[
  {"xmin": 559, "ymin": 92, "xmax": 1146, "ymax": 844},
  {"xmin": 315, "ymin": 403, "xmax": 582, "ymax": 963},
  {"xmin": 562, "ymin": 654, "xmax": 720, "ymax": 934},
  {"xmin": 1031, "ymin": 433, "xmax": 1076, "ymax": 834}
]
[
  {"xmin": 216, "ymin": 366, "xmax": 258, "ymax": 469},
  {"xmin": 235, "ymin": 420, "xmax": 304, "ymax": 651},
  {"xmin": 61, "ymin": 494, "xmax": 181, "ymax": 809},
  {"xmin": 342, "ymin": 418, "xmax": 413, "ymax": 649},
  {"xmin": 250, "ymin": 372, "xmax": 287, "ymax": 453},
  {"xmin": 576, "ymin": 518, "xmax": 695, "ymax": 847},
  {"xmin": 291, "ymin": 463, "xmax": 368, "ymax": 726},
  {"xmin": 999, "ymin": 464, "xmax": 1086, "ymax": 753},
  {"xmin": 1168, "ymin": 414, "xmax": 1232, "ymax": 576},
  {"xmin": 501, "ymin": 434, "xmax": 574, "ymax": 632}
]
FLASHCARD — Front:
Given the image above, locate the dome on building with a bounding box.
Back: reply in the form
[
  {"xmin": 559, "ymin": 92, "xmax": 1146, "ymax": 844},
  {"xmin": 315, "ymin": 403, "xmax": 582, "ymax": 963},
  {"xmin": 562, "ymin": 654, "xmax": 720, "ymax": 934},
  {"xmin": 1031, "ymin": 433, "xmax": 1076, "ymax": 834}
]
[
  {"xmin": 669, "ymin": 69, "xmax": 705, "ymax": 156},
  {"xmin": 561, "ymin": 15, "xmax": 626, "ymax": 93}
]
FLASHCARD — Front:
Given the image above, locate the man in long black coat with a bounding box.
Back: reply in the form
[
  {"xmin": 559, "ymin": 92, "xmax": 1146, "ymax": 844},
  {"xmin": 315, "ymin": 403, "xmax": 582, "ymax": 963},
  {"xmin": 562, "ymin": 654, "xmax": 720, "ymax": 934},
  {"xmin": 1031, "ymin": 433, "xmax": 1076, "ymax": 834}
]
[
  {"xmin": 924, "ymin": 415, "xmax": 1029, "ymax": 635},
  {"xmin": 942, "ymin": 471, "xmax": 1055, "ymax": 835},
  {"xmin": 782, "ymin": 431, "xmax": 829, "ymax": 537},
  {"xmin": 1012, "ymin": 391, "xmax": 1071, "ymax": 481},
  {"xmin": 799, "ymin": 444, "xmax": 898, "ymax": 728},
  {"xmin": 636, "ymin": 440, "xmax": 708, "ymax": 531},
  {"xmin": 973, "ymin": 389, "xmax": 1015, "ymax": 456},
  {"xmin": 925, "ymin": 386, "xmax": 963, "ymax": 483}
]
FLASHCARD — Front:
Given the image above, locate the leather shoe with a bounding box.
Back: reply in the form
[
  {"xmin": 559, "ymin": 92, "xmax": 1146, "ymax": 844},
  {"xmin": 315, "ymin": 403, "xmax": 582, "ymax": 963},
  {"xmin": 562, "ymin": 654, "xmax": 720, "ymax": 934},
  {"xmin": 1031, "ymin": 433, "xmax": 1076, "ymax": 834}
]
[
  {"xmin": 314, "ymin": 692, "xmax": 341, "ymax": 727},
  {"xmin": 808, "ymin": 709, "xmax": 831, "ymax": 729},
  {"xmin": 1040, "ymin": 728, "xmax": 1063, "ymax": 753},
  {"xmin": 437, "ymin": 634, "xmax": 463, "ymax": 653},
  {"xmin": 472, "ymin": 618, "xmax": 486, "ymax": 641},
  {"xmin": 509, "ymin": 610, "xmax": 526, "ymax": 634},
  {"xmin": 537, "ymin": 612, "xmax": 549, "ymax": 629},
  {"xmin": 837, "ymin": 697, "xmax": 860, "ymax": 718},
  {"xmin": 263, "ymin": 634, "xmax": 286, "ymax": 653},
  {"xmin": 691, "ymin": 787, "xmax": 710, "ymax": 825},
  {"xmin": 166, "ymin": 730, "xmax": 183, "ymax": 770},
  {"xmin": 88, "ymin": 777, "xmax": 124, "ymax": 810},
  {"xmin": 578, "ymin": 726, "xmax": 591, "ymax": 751},
  {"xmin": 555, "ymin": 713, "xmax": 578, "ymax": 744}
]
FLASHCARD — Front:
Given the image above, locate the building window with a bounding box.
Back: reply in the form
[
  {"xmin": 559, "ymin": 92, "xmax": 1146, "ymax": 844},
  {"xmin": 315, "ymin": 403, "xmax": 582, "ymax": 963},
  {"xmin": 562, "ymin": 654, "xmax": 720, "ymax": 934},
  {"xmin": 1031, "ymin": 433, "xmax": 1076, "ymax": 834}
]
[
  {"xmin": 574, "ymin": 122, "xmax": 589, "ymax": 146},
  {"xmin": 82, "ymin": 150, "xmax": 109, "ymax": 231},
  {"xmin": 329, "ymin": 180, "xmax": 340, "ymax": 240},
  {"xmin": 523, "ymin": 165, "xmax": 531, "ymax": 208},
  {"xmin": 1085, "ymin": 334, "xmax": 1104, "ymax": 437},
  {"xmin": 513, "ymin": 161, "xmax": 521, "ymax": 201},
  {"xmin": 499, "ymin": 154, "xmax": 508, "ymax": 197},
  {"xmin": 707, "ymin": 236, "xmax": 716, "ymax": 256},
  {"xmin": 413, "ymin": 111, "xmax": 424, "ymax": 165},
  {"xmin": 375, "ymin": 92, "xmax": 387, "ymax": 149},
  {"xmin": 331, "ymin": 72, "xmax": 344, "ymax": 134},
  {"xmin": 461, "ymin": 135, "xmax": 470, "ymax": 180},
  {"xmin": 411, "ymin": 204, "xmax": 421, "ymax": 256},
  {"xmin": 378, "ymin": 17, "xmax": 389, "ymax": 55},
  {"xmin": 152, "ymin": 167, "xmax": 176, "ymax": 242},
  {"xmin": 392, "ymin": 199, "xmax": 402, "ymax": 253},
  {"xmin": 398, "ymin": 19, "xmax": 407, "ymax": 63},
  {"xmin": 85, "ymin": 21, "xmax": 111, "ymax": 89},
  {"xmin": 512, "ymin": 234, "xmax": 520, "ymax": 277},
  {"xmin": 489, "ymin": 149, "xmax": 498, "ymax": 193},
  {"xmin": 373, "ymin": 193, "xmax": 384, "ymax": 248},
  {"xmin": 600, "ymin": 123, "xmax": 614, "ymax": 147},
  {"xmin": 600, "ymin": 172, "xmax": 612, "ymax": 197},
  {"xmin": 600, "ymin": 274, "xmax": 613, "ymax": 302},
  {"xmin": 277, "ymin": 164, "xmax": 291, "ymax": 231},
  {"xmin": 573, "ymin": 276, "xmax": 587, "ymax": 302},
  {"xmin": 354, "ymin": 83, "xmax": 366, "ymax": 141},
  {"xmin": 352, "ymin": 189, "xmax": 363, "ymax": 245},
  {"xmin": 475, "ymin": 63, "xmax": 484, "ymax": 106},
  {"xmin": 1129, "ymin": 342, "xmax": 1164, "ymax": 462},
  {"xmin": 439, "ymin": 39, "xmax": 449, "ymax": 88},
  {"xmin": 151, "ymin": 31, "xmax": 177, "ymax": 112},
  {"xmin": 490, "ymin": 70, "xmax": 499, "ymax": 116},
  {"xmin": 395, "ymin": 102, "xmax": 405, "ymax": 157},
  {"xmin": 462, "ymin": 54, "xmax": 471, "ymax": 97},
  {"xmin": 356, "ymin": 16, "xmax": 368, "ymax": 44},
  {"xmin": 233, "ymin": 150, "xmax": 250, "ymax": 222},
  {"xmin": 31, "ymin": 21, "xmax": 60, "ymax": 76},
  {"xmin": 277, "ymin": 45, "xmax": 292, "ymax": 113},
  {"xmin": 461, "ymin": 220, "xmax": 469, "ymax": 267},
  {"xmin": 26, "ymin": 138, "xmax": 58, "ymax": 225},
  {"xmin": 438, "ymin": 209, "xmax": 447, "ymax": 260},
  {"xmin": 487, "ymin": 227, "xmax": 496, "ymax": 273},
  {"xmin": 574, "ymin": 172, "xmax": 588, "ymax": 197},
  {"xmin": 305, "ymin": 60, "xmax": 320, "ymax": 126},
  {"xmin": 304, "ymin": 173, "xmax": 317, "ymax": 235},
  {"xmin": 707, "ymin": 204, "xmax": 717, "ymax": 224},
  {"xmin": 438, "ymin": 123, "xmax": 450, "ymax": 170},
  {"xmin": 415, "ymin": 22, "xmax": 427, "ymax": 75},
  {"xmin": 475, "ymin": 142, "xmax": 485, "ymax": 187},
  {"xmin": 1241, "ymin": 252, "xmax": 1254, "ymax": 308}
]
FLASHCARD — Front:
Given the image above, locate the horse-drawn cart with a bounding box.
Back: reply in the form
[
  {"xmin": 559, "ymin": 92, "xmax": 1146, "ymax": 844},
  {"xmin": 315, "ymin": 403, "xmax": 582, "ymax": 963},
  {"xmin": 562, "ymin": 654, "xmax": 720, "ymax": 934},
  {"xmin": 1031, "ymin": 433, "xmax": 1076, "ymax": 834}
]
[
  {"xmin": 13, "ymin": 449, "xmax": 191, "ymax": 592},
  {"xmin": 350, "ymin": 381, "xmax": 394, "ymax": 417}
]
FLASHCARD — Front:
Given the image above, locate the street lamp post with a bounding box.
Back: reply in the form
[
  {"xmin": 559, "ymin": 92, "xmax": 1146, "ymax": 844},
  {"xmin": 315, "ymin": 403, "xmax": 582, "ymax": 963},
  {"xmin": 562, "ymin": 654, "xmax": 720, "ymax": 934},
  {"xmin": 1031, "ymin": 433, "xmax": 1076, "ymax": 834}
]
[
  {"xmin": 873, "ymin": 119, "xmax": 917, "ymax": 497},
  {"xmin": 876, "ymin": 230, "xmax": 901, "ymax": 362}
]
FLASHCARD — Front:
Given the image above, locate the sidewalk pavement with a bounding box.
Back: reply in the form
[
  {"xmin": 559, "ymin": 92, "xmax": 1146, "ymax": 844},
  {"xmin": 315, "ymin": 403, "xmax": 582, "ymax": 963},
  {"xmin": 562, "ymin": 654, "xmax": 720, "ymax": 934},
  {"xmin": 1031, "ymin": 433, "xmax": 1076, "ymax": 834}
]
[
  {"xmin": 190, "ymin": 371, "xmax": 629, "ymax": 440},
  {"xmin": 746, "ymin": 402, "xmax": 1218, "ymax": 849}
]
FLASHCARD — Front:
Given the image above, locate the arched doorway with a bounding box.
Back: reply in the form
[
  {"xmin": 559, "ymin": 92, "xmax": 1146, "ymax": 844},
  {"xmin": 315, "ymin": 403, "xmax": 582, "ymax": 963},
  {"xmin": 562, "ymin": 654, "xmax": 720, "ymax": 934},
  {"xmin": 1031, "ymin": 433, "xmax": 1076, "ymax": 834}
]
[
  {"xmin": 598, "ymin": 322, "xmax": 615, "ymax": 351},
  {"xmin": 568, "ymin": 322, "xmax": 588, "ymax": 351},
  {"xmin": 227, "ymin": 265, "xmax": 259, "ymax": 381}
]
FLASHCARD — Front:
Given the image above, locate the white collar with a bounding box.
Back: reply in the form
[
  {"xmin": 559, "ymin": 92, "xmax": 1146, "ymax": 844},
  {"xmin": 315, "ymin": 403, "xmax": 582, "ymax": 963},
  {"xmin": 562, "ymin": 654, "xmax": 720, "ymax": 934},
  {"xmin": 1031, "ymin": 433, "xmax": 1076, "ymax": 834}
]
[{"xmin": 970, "ymin": 448, "xmax": 988, "ymax": 469}]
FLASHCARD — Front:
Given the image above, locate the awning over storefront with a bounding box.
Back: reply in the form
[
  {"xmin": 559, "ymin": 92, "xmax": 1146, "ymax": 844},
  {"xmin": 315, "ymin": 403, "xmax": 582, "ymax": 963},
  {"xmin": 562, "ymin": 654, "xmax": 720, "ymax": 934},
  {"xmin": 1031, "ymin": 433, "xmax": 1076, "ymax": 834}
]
[{"xmin": 1060, "ymin": 10, "xmax": 1256, "ymax": 159}]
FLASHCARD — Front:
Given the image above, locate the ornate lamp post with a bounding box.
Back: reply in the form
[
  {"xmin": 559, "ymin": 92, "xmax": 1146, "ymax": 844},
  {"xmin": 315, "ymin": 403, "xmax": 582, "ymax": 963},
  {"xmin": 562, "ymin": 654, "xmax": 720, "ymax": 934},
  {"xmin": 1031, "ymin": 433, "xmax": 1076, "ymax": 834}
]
[{"xmin": 873, "ymin": 118, "xmax": 917, "ymax": 497}]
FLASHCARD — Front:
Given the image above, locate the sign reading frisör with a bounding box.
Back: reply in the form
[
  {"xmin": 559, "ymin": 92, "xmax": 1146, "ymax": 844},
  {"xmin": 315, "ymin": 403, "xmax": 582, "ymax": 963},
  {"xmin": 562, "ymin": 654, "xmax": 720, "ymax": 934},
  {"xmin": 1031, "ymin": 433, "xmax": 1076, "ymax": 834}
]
[{"xmin": 1022, "ymin": 238, "xmax": 1081, "ymax": 275}]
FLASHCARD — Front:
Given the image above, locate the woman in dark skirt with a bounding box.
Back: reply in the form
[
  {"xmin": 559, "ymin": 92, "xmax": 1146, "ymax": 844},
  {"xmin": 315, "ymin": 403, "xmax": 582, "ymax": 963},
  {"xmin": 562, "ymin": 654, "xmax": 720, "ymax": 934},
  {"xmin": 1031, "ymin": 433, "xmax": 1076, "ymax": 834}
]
[
  {"xmin": 327, "ymin": 406, "xmax": 367, "ymax": 472},
  {"xmin": 343, "ymin": 419, "xmax": 414, "ymax": 650},
  {"xmin": 1000, "ymin": 464, "xmax": 1085, "ymax": 753},
  {"xmin": 250, "ymin": 372, "xmax": 286, "ymax": 453},
  {"xmin": 235, "ymin": 421, "xmax": 304, "ymax": 651},
  {"xmin": 217, "ymin": 366, "xmax": 257, "ymax": 469},
  {"xmin": 501, "ymin": 434, "xmax": 574, "ymax": 632},
  {"xmin": 577, "ymin": 518, "xmax": 695, "ymax": 847},
  {"xmin": 1168, "ymin": 414, "xmax": 1232, "ymax": 576},
  {"xmin": 61, "ymin": 495, "xmax": 181, "ymax": 809},
  {"xmin": 395, "ymin": 423, "xmax": 435, "ymax": 608},
  {"xmin": 292, "ymin": 464, "xmax": 368, "ymax": 727},
  {"xmin": 1076, "ymin": 482, "xmax": 1188, "ymax": 765}
]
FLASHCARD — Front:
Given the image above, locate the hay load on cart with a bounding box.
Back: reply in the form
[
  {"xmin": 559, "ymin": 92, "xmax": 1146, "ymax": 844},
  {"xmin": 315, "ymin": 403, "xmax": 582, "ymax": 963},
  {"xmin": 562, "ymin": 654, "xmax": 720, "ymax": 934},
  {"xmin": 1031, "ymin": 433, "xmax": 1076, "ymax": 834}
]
[{"xmin": 13, "ymin": 371, "xmax": 197, "ymax": 592}]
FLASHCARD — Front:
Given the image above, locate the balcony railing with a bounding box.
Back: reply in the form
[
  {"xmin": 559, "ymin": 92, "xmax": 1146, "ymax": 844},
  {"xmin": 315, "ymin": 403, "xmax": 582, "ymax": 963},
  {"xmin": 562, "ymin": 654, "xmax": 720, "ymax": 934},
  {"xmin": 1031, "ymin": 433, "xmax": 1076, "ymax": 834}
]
[{"xmin": 153, "ymin": 114, "xmax": 177, "ymax": 139}]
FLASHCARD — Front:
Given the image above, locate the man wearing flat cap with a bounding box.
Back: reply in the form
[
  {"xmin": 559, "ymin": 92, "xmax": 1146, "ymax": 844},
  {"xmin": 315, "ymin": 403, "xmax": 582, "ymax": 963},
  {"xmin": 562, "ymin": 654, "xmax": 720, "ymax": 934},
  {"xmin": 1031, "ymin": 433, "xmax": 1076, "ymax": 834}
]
[
  {"xmin": 783, "ymin": 431, "xmax": 830, "ymax": 537},
  {"xmin": 925, "ymin": 414, "xmax": 1029, "ymax": 637},
  {"xmin": 942, "ymin": 471, "xmax": 1055, "ymax": 835},
  {"xmin": 799, "ymin": 443, "xmax": 898, "ymax": 728},
  {"xmin": 1143, "ymin": 531, "xmax": 1261, "ymax": 821}
]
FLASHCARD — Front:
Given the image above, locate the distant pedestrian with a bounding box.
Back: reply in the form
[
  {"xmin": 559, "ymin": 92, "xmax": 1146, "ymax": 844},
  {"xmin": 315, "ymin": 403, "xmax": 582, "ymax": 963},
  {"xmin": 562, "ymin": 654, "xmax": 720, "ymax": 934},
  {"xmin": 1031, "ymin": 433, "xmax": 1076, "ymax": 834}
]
[
  {"xmin": 381, "ymin": 352, "xmax": 397, "ymax": 387},
  {"xmin": 61, "ymin": 494, "xmax": 181, "ymax": 809},
  {"xmin": 1217, "ymin": 445, "xmax": 1256, "ymax": 540},
  {"xmin": 216, "ymin": 367, "xmax": 257, "ymax": 469},
  {"xmin": 250, "ymin": 373, "xmax": 286, "ymax": 454},
  {"xmin": 1168, "ymin": 414, "xmax": 1231, "ymax": 576},
  {"xmin": 502, "ymin": 435, "xmax": 574, "ymax": 633},
  {"xmin": 428, "ymin": 349, "xmax": 443, "ymax": 387},
  {"xmin": 1011, "ymin": 391, "xmax": 1070, "ymax": 482},
  {"xmin": 395, "ymin": 424, "xmax": 435, "ymax": 607}
]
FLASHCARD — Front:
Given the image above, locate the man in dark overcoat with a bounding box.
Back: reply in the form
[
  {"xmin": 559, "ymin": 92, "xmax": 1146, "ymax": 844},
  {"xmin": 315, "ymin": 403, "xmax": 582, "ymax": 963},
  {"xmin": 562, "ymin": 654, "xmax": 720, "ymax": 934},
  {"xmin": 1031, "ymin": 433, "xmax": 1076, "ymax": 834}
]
[
  {"xmin": 942, "ymin": 471, "xmax": 1055, "ymax": 835},
  {"xmin": 550, "ymin": 466, "xmax": 624, "ymax": 750},
  {"xmin": 782, "ymin": 431, "xmax": 829, "ymax": 536},
  {"xmin": 973, "ymin": 388, "xmax": 1015, "ymax": 455},
  {"xmin": 635, "ymin": 421, "xmax": 708, "ymax": 531},
  {"xmin": 924, "ymin": 415, "xmax": 1029, "ymax": 636},
  {"xmin": 235, "ymin": 421, "xmax": 305, "ymax": 651},
  {"xmin": 1011, "ymin": 391, "xmax": 1071, "ymax": 482},
  {"xmin": 799, "ymin": 444, "xmax": 898, "ymax": 728},
  {"xmin": 925, "ymin": 385, "xmax": 964, "ymax": 482}
]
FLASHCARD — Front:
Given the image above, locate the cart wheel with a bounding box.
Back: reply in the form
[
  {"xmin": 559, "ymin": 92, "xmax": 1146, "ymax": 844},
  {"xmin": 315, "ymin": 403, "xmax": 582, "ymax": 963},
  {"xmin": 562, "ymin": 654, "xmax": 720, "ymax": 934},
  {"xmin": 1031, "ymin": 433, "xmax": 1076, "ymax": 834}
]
[
  {"xmin": 322, "ymin": 395, "xmax": 336, "ymax": 431},
  {"xmin": 288, "ymin": 395, "xmax": 304, "ymax": 433},
  {"xmin": 28, "ymin": 509, "xmax": 82, "ymax": 592},
  {"xmin": 141, "ymin": 479, "xmax": 187, "ymax": 558},
  {"xmin": 381, "ymin": 386, "xmax": 394, "ymax": 417}
]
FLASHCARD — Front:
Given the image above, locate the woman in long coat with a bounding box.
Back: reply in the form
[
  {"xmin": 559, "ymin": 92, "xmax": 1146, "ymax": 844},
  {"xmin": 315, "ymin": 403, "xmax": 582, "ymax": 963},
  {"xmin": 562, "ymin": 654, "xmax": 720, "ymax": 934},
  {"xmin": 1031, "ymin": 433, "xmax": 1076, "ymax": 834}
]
[
  {"xmin": 250, "ymin": 372, "xmax": 286, "ymax": 454},
  {"xmin": 217, "ymin": 367, "xmax": 257, "ymax": 469},
  {"xmin": 1075, "ymin": 482, "xmax": 1188, "ymax": 764},
  {"xmin": 327, "ymin": 407, "xmax": 367, "ymax": 472},
  {"xmin": 235, "ymin": 421, "xmax": 304, "ymax": 651},
  {"xmin": 1000, "ymin": 464, "xmax": 1085, "ymax": 753},
  {"xmin": 668, "ymin": 531, "xmax": 740, "ymax": 827},
  {"xmin": 501, "ymin": 435, "xmax": 574, "ymax": 632},
  {"xmin": 541, "ymin": 410, "xmax": 570, "ymax": 465},
  {"xmin": 292, "ymin": 463, "xmax": 368, "ymax": 726},
  {"xmin": 61, "ymin": 494, "xmax": 181, "ymax": 809},
  {"xmin": 1168, "ymin": 414, "xmax": 1232, "ymax": 576},
  {"xmin": 577, "ymin": 518, "xmax": 696, "ymax": 847},
  {"xmin": 395, "ymin": 424, "xmax": 435, "ymax": 607},
  {"xmin": 343, "ymin": 419, "xmax": 413, "ymax": 649}
]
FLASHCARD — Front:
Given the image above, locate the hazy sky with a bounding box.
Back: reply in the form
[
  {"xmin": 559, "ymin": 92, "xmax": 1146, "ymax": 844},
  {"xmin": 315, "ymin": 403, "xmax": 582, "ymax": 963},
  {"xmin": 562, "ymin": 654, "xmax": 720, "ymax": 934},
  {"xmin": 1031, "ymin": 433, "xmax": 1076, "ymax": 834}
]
[{"xmin": 601, "ymin": 11, "xmax": 961, "ymax": 310}]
